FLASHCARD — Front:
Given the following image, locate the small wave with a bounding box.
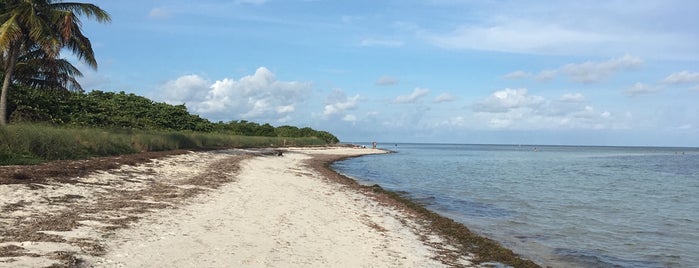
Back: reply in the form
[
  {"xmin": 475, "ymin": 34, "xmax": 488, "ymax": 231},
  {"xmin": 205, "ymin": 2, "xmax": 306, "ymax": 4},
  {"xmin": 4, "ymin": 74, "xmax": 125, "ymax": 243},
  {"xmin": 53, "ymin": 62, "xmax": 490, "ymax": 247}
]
[
  {"xmin": 409, "ymin": 194, "xmax": 437, "ymax": 206},
  {"xmin": 401, "ymin": 192, "xmax": 514, "ymax": 218},
  {"xmin": 440, "ymin": 197, "xmax": 513, "ymax": 218},
  {"xmin": 554, "ymin": 248, "xmax": 667, "ymax": 268}
]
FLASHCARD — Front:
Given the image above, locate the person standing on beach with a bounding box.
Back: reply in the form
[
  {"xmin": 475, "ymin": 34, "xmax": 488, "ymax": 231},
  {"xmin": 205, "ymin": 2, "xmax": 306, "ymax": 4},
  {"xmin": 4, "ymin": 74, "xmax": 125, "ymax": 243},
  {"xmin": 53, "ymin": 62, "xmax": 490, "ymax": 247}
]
[{"xmin": 372, "ymin": 141, "xmax": 377, "ymax": 149}]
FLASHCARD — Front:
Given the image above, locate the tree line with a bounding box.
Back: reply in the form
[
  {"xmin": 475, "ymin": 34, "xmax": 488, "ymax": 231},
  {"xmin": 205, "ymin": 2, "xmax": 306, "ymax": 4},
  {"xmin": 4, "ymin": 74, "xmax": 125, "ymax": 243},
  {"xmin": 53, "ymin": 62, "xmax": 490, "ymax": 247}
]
[{"xmin": 7, "ymin": 85, "xmax": 339, "ymax": 143}]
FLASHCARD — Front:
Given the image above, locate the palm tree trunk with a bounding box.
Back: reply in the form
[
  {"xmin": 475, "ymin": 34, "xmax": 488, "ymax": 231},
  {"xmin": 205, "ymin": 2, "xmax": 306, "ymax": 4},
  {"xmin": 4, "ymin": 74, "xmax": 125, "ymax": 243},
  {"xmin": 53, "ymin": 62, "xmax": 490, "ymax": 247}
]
[{"xmin": 0, "ymin": 47, "xmax": 18, "ymax": 125}]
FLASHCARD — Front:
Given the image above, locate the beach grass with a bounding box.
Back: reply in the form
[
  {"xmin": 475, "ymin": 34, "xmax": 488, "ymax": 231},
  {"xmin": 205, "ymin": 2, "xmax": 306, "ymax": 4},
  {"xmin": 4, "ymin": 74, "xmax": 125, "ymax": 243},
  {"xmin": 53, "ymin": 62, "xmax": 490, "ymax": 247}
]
[{"xmin": 0, "ymin": 123, "xmax": 327, "ymax": 165}]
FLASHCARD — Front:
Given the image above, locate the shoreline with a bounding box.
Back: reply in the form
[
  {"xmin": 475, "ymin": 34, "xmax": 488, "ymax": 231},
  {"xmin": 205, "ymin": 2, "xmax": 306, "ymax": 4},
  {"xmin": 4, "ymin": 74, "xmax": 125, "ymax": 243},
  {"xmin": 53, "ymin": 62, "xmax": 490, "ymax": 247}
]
[
  {"xmin": 304, "ymin": 150, "xmax": 539, "ymax": 268},
  {"xmin": 0, "ymin": 147, "xmax": 537, "ymax": 267}
]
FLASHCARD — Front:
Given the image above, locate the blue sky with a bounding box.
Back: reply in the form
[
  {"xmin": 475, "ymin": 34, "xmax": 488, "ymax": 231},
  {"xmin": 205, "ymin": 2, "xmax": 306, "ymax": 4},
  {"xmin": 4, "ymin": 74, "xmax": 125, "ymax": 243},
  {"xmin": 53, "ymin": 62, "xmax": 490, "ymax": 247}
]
[{"xmin": 75, "ymin": 0, "xmax": 698, "ymax": 147}]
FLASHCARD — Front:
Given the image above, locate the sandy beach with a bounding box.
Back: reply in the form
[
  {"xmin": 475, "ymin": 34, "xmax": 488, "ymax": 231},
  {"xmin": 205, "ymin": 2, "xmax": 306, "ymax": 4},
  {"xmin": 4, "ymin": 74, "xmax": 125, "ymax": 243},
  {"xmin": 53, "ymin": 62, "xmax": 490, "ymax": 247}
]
[{"xmin": 0, "ymin": 147, "xmax": 476, "ymax": 267}]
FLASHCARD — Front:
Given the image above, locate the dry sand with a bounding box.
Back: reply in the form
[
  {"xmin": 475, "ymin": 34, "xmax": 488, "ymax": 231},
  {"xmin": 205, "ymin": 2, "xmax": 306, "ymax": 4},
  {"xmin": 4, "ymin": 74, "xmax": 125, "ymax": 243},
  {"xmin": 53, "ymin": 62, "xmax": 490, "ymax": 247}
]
[{"xmin": 1, "ymin": 147, "xmax": 475, "ymax": 267}]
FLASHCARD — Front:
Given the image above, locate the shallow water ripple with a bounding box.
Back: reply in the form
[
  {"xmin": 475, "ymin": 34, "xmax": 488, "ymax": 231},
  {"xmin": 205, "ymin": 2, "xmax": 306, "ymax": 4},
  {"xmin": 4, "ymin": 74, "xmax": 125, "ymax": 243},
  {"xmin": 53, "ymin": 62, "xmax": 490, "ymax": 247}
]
[{"xmin": 333, "ymin": 144, "xmax": 699, "ymax": 268}]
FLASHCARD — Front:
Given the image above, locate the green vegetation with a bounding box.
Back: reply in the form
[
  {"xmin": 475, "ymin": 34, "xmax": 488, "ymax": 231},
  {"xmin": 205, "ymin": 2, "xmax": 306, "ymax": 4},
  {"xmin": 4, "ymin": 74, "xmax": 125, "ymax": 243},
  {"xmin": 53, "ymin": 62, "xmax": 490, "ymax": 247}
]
[
  {"xmin": 0, "ymin": 123, "xmax": 329, "ymax": 165},
  {"xmin": 5, "ymin": 85, "xmax": 338, "ymax": 141},
  {"xmin": 7, "ymin": 86, "xmax": 213, "ymax": 130},
  {"xmin": 0, "ymin": 86, "xmax": 339, "ymax": 165}
]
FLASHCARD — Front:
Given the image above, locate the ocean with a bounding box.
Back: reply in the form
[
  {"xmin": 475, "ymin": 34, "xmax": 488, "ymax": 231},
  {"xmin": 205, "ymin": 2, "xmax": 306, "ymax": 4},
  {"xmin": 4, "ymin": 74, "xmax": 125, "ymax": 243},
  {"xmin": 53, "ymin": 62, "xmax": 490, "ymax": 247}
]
[{"xmin": 331, "ymin": 144, "xmax": 699, "ymax": 268}]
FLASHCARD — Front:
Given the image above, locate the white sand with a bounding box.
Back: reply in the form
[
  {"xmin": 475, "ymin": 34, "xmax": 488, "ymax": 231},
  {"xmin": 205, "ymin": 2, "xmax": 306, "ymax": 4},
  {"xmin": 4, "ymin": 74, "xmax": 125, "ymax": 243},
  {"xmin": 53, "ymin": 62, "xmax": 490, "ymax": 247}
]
[{"xmin": 1, "ymin": 148, "xmax": 474, "ymax": 267}]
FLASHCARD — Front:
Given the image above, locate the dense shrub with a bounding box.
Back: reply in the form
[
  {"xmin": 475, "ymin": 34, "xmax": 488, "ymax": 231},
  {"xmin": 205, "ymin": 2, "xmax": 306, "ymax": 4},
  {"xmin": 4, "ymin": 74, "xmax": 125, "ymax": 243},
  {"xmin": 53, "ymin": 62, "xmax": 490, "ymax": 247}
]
[
  {"xmin": 0, "ymin": 124, "xmax": 328, "ymax": 165},
  {"xmin": 5, "ymin": 86, "xmax": 339, "ymax": 143}
]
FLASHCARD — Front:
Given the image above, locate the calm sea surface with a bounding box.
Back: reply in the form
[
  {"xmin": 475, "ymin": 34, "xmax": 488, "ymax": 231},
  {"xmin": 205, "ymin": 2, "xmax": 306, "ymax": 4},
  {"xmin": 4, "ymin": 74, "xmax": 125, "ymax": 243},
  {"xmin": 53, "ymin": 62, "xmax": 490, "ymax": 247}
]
[{"xmin": 332, "ymin": 144, "xmax": 699, "ymax": 268}]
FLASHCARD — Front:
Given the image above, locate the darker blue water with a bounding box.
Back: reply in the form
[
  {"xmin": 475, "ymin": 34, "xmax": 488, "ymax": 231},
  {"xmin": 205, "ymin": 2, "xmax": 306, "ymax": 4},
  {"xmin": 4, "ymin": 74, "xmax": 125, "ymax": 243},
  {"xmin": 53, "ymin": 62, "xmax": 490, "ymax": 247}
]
[{"xmin": 332, "ymin": 144, "xmax": 699, "ymax": 267}]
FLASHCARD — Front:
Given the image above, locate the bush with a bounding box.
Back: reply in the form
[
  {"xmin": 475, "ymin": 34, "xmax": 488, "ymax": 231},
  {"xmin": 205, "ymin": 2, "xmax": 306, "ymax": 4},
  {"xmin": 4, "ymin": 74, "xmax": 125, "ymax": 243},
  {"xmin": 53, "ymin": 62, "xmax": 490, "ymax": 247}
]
[
  {"xmin": 0, "ymin": 124, "xmax": 329, "ymax": 165},
  {"xmin": 6, "ymin": 86, "xmax": 340, "ymax": 144}
]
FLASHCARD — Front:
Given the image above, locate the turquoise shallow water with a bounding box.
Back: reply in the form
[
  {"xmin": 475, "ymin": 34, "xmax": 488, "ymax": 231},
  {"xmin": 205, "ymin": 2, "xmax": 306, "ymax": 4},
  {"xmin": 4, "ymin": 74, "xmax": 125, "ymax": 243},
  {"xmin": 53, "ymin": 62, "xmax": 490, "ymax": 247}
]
[{"xmin": 332, "ymin": 144, "xmax": 699, "ymax": 268}]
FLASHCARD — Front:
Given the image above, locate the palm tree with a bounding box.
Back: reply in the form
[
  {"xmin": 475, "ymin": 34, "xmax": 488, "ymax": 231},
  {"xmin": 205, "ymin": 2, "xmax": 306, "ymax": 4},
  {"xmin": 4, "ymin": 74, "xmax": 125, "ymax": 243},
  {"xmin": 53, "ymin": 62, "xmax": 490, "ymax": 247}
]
[
  {"xmin": 0, "ymin": 0, "xmax": 110, "ymax": 125},
  {"xmin": 3, "ymin": 47, "xmax": 85, "ymax": 92}
]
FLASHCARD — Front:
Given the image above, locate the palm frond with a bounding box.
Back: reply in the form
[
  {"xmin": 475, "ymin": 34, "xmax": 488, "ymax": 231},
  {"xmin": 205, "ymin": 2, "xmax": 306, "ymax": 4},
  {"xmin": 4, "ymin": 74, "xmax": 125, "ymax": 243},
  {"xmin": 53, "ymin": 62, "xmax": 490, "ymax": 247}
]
[
  {"xmin": 50, "ymin": 2, "xmax": 111, "ymax": 23},
  {"xmin": 64, "ymin": 30, "xmax": 96, "ymax": 69},
  {"xmin": 13, "ymin": 51, "xmax": 84, "ymax": 92},
  {"xmin": 0, "ymin": 15, "xmax": 23, "ymax": 50}
]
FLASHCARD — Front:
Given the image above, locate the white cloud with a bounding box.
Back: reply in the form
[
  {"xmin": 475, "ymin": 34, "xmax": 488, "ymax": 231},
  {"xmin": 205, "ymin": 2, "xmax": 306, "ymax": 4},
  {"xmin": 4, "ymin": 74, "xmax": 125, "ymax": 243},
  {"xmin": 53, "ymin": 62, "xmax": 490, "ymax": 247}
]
[
  {"xmin": 148, "ymin": 7, "xmax": 171, "ymax": 19},
  {"xmin": 277, "ymin": 115, "xmax": 292, "ymax": 123},
  {"xmin": 360, "ymin": 38, "xmax": 404, "ymax": 47},
  {"xmin": 623, "ymin": 82, "xmax": 662, "ymax": 97},
  {"xmin": 160, "ymin": 67, "xmax": 310, "ymax": 122},
  {"xmin": 433, "ymin": 93, "xmax": 456, "ymax": 103},
  {"xmin": 504, "ymin": 70, "xmax": 557, "ymax": 81},
  {"xmin": 504, "ymin": 55, "xmax": 643, "ymax": 84},
  {"xmin": 559, "ymin": 93, "xmax": 586, "ymax": 102},
  {"xmin": 504, "ymin": 70, "xmax": 530, "ymax": 79},
  {"xmin": 473, "ymin": 88, "xmax": 617, "ymax": 130},
  {"xmin": 434, "ymin": 116, "xmax": 467, "ymax": 128},
  {"xmin": 422, "ymin": 21, "xmax": 609, "ymax": 56},
  {"xmin": 342, "ymin": 114, "xmax": 357, "ymax": 122},
  {"xmin": 394, "ymin": 88, "xmax": 430, "ymax": 103},
  {"xmin": 535, "ymin": 70, "xmax": 557, "ymax": 81},
  {"xmin": 473, "ymin": 88, "xmax": 544, "ymax": 113},
  {"xmin": 323, "ymin": 90, "xmax": 361, "ymax": 118},
  {"xmin": 375, "ymin": 75, "xmax": 399, "ymax": 86},
  {"xmin": 276, "ymin": 105, "xmax": 295, "ymax": 114},
  {"xmin": 663, "ymin": 71, "xmax": 699, "ymax": 84},
  {"xmin": 561, "ymin": 55, "xmax": 643, "ymax": 83},
  {"xmin": 161, "ymin": 74, "xmax": 210, "ymax": 103}
]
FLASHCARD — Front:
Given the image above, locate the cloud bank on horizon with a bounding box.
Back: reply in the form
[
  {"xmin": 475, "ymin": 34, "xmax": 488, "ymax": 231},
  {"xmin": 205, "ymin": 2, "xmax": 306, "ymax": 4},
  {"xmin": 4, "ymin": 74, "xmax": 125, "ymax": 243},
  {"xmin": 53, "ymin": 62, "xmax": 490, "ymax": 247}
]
[{"xmin": 80, "ymin": 0, "xmax": 699, "ymax": 146}]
